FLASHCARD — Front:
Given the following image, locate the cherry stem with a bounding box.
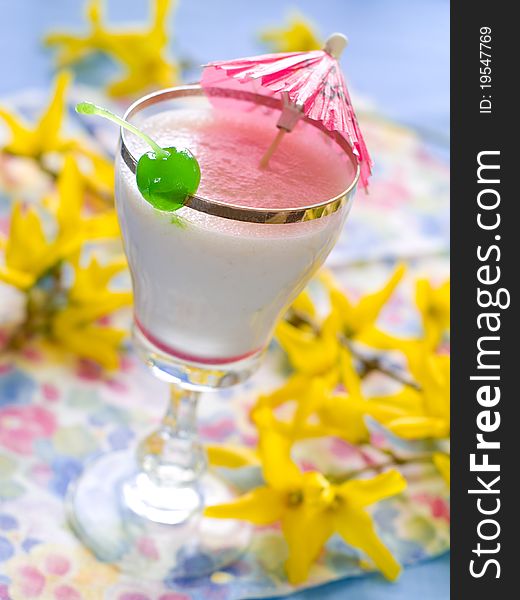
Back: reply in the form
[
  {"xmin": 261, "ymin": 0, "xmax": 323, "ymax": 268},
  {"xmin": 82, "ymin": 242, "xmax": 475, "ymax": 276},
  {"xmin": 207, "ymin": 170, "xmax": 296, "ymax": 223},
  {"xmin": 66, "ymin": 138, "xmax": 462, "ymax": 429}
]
[{"xmin": 75, "ymin": 102, "xmax": 169, "ymax": 158}]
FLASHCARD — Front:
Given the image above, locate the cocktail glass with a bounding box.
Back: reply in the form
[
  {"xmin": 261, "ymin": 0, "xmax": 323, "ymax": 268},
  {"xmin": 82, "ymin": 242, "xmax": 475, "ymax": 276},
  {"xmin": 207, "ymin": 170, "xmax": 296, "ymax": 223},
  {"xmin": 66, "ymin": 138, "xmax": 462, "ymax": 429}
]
[{"xmin": 67, "ymin": 85, "xmax": 359, "ymax": 580}]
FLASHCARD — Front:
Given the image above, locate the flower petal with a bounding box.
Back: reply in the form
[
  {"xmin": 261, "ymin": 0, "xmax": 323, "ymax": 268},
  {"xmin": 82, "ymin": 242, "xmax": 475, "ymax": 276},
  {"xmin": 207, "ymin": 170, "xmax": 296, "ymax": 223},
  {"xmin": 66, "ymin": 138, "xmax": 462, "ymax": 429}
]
[
  {"xmin": 282, "ymin": 504, "xmax": 334, "ymax": 584},
  {"xmin": 259, "ymin": 427, "xmax": 303, "ymax": 490},
  {"xmin": 275, "ymin": 319, "xmax": 339, "ymax": 376},
  {"xmin": 0, "ymin": 107, "xmax": 34, "ymax": 154},
  {"xmin": 204, "ymin": 486, "xmax": 285, "ymax": 525},
  {"xmin": 335, "ymin": 506, "xmax": 402, "ymax": 581},
  {"xmin": 387, "ymin": 415, "xmax": 449, "ymax": 439},
  {"xmin": 52, "ymin": 320, "xmax": 125, "ymax": 370},
  {"xmin": 353, "ymin": 264, "xmax": 406, "ymax": 332},
  {"xmin": 288, "ymin": 288, "xmax": 316, "ymax": 318},
  {"xmin": 206, "ymin": 444, "xmax": 259, "ymax": 468},
  {"xmin": 36, "ymin": 71, "xmax": 71, "ymax": 151},
  {"xmin": 338, "ymin": 470, "xmax": 407, "ymax": 508}
]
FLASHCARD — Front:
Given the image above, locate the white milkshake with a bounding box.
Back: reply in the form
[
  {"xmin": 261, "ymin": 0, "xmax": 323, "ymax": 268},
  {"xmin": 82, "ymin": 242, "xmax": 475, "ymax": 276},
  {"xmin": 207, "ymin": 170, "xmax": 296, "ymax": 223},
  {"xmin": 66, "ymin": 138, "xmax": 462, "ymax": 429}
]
[{"xmin": 116, "ymin": 102, "xmax": 356, "ymax": 364}]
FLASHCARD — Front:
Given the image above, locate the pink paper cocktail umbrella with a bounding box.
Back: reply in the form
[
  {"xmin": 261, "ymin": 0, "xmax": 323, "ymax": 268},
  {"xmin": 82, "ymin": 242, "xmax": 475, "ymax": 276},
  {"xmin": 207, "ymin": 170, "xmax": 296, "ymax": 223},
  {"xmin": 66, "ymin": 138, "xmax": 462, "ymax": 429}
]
[{"xmin": 202, "ymin": 33, "xmax": 372, "ymax": 188}]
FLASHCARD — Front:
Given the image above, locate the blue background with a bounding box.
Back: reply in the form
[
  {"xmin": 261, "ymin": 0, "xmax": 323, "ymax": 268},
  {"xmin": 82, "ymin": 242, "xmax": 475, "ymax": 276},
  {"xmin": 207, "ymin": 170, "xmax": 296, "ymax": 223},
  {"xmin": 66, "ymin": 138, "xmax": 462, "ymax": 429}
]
[{"xmin": 0, "ymin": 1, "xmax": 449, "ymax": 598}]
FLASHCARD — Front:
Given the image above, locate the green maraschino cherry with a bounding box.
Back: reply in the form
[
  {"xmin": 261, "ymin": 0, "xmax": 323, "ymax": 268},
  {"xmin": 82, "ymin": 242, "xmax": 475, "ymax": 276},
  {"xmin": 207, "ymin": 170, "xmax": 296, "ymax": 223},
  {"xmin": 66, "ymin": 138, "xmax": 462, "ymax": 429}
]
[{"xmin": 75, "ymin": 102, "xmax": 201, "ymax": 211}]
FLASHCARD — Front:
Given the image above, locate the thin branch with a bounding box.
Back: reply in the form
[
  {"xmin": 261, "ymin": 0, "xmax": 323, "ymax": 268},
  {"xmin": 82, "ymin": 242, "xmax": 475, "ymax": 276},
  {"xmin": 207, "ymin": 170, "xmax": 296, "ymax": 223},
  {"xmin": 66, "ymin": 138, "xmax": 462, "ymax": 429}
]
[
  {"xmin": 328, "ymin": 453, "xmax": 434, "ymax": 483},
  {"xmin": 339, "ymin": 334, "xmax": 420, "ymax": 391}
]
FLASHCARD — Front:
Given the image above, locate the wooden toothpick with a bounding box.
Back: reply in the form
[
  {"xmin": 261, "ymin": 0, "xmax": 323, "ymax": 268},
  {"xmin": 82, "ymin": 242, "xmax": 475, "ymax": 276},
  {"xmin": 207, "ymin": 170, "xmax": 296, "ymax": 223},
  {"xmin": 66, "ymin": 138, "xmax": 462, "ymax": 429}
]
[
  {"xmin": 259, "ymin": 93, "xmax": 303, "ymax": 168},
  {"xmin": 259, "ymin": 129, "xmax": 286, "ymax": 169}
]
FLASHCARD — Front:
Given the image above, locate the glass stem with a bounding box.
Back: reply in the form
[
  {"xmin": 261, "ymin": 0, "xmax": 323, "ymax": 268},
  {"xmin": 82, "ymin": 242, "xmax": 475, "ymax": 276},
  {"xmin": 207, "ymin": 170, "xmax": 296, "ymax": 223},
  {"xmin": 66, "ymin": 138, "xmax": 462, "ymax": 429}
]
[{"xmin": 137, "ymin": 385, "xmax": 207, "ymax": 490}]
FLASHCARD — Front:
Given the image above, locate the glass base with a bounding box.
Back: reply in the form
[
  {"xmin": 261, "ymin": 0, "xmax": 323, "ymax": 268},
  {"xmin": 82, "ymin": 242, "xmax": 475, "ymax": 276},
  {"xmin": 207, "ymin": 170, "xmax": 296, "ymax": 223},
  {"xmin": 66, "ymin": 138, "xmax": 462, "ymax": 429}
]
[
  {"xmin": 132, "ymin": 324, "xmax": 264, "ymax": 391},
  {"xmin": 66, "ymin": 450, "xmax": 252, "ymax": 580}
]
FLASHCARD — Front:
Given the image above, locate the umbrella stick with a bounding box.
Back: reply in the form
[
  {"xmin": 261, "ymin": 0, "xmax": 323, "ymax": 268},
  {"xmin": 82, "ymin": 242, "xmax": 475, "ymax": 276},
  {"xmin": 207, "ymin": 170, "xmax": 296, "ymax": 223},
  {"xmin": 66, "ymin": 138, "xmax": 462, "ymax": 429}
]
[{"xmin": 259, "ymin": 128, "xmax": 286, "ymax": 169}]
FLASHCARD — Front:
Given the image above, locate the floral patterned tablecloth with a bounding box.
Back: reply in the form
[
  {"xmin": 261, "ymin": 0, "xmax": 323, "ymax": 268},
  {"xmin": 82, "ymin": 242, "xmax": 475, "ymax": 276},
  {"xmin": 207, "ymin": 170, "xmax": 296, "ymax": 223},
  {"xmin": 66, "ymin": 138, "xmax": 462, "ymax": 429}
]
[{"xmin": 0, "ymin": 93, "xmax": 449, "ymax": 600}]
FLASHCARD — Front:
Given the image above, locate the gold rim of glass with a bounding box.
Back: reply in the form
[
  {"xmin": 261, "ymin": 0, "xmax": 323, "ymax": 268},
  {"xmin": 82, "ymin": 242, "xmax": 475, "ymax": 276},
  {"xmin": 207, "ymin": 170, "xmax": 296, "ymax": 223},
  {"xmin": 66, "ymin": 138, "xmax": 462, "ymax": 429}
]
[{"xmin": 121, "ymin": 84, "xmax": 360, "ymax": 224}]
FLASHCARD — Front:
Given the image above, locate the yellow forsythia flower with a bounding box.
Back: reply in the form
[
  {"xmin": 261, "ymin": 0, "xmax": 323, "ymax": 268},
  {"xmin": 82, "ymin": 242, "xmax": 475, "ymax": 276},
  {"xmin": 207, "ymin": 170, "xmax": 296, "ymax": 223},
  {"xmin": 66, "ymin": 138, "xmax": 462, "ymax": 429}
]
[
  {"xmin": 360, "ymin": 277, "xmax": 450, "ymax": 358},
  {"xmin": 45, "ymin": 0, "xmax": 179, "ymax": 98},
  {"xmin": 317, "ymin": 348, "xmax": 411, "ymax": 443},
  {"xmin": 205, "ymin": 428, "xmax": 406, "ymax": 583},
  {"xmin": 276, "ymin": 310, "xmax": 342, "ymax": 379},
  {"xmin": 206, "ymin": 444, "xmax": 259, "ymax": 469},
  {"xmin": 375, "ymin": 353, "xmax": 450, "ymax": 440},
  {"xmin": 276, "ymin": 264, "xmax": 405, "ymax": 381},
  {"xmin": 52, "ymin": 153, "xmax": 119, "ymax": 241},
  {"xmin": 0, "ymin": 155, "xmax": 118, "ymax": 290},
  {"xmin": 254, "ymin": 349, "xmax": 408, "ymax": 445},
  {"xmin": 289, "ymin": 288, "xmax": 317, "ymax": 319},
  {"xmin": 0, "ymin": 201, "xmax": 62, "ymax": 290},
  {"xmin": 253, "ymin": 376, "xmax": 337, "ymax": 441},
  {"xmin": 0, "ymin": 71, "xmax": 74, "ymax": 157},
  {"xmin": 0, "ymin": 71, "xmax": 115, "ymax": 200},
  {"xmin": 322, "ymin": 264, "xmax": 407, "ymax": 340},
  {"xmin": 259, "ymin": 11, "xmax": 322, "ymax": 52},
  {"xmin": 50, "ymin": 254, "xmax": 132, "ymax": 369}
]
